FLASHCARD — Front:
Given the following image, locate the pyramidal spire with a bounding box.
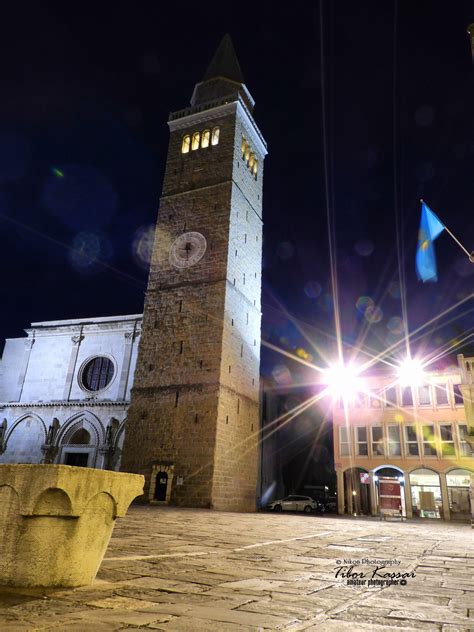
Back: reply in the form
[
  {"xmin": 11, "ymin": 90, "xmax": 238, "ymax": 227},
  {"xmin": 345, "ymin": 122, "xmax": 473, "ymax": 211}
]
[
  {"xmin": 190, "ymin": 34, "xmax": 253, "ymax": 111},
  {"xmin": 202, "ymin": 34, "xmax": 244, "ymax": 84}
]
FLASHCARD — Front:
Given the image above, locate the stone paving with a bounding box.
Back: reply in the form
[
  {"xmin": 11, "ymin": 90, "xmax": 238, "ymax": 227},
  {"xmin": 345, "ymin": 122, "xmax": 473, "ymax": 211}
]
[{"xmin": 1, "ymin": 506, "xmax": 474, "ymax": 631}]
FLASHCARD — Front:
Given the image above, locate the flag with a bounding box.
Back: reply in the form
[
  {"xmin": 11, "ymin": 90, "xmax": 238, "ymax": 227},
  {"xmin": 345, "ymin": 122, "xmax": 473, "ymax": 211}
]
[{"xmin": 416, "ymin": 201, "xmax": 445, "ymax": 282}]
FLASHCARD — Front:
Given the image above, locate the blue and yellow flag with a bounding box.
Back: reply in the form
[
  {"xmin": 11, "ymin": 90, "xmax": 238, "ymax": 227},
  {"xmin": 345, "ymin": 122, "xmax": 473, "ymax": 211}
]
[{"xmin": 416, "ymin": 201, "xmax": 445, "ymax": 282}]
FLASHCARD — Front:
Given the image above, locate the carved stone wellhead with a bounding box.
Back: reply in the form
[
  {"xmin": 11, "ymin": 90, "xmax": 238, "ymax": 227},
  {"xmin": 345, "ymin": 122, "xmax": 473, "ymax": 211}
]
[{"xmin": 0, "ymin": 464, "xmax": 144, "ymax": 587}]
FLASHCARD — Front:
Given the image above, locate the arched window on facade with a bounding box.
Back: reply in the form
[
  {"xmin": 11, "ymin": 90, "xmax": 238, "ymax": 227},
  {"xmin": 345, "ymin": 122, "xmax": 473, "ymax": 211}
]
[
  {"xmin": 211, "ymin": 127, "xmax": 220, "ymax": 146},
  {"xmin": 409, "ymin": 468, "xmax": 442, "ymax": 519},
  {"xmin": 181, "ymin": 135, "xmax": 190, "ymax": 154},
  {"xmin": 249, "ymin": 153, "xmax": 255, "ymax": 171},
  {"xmin": 191, "ymin": 132, "xmax": 200, "ymax": 151},
  {"xmin": 245, "ymin": 144, "xmax": 251, "ymax": 163},
  {"xmin": 253, "ymin": 159, "xmax": 258, "ymax": 179},
  {"xmin": 241, "ymin": 136, "xmax": 247, "ymax": 159},
  {"xmin": 201, "ymin": 129, "xmax": 210, "ymax": 148}
]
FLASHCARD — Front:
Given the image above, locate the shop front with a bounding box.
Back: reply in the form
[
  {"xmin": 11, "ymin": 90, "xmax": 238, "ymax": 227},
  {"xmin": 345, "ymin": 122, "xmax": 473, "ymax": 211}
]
[
  {"xmin": 409, "ymin": 468, "xmax": 442, "ymax": 519},
  {"xmin": 374, "ymin": 466, "xmax": 406, "ymax": 518},
  {"xmin": 446, "ymin": 468, "xmax": 472, "ymax": 520}
]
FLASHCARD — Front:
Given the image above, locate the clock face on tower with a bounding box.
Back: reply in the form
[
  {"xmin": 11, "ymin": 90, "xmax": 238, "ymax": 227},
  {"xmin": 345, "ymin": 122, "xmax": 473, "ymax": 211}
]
[{"xmin": 169, "ymin": 231, "xmax": 207, "ymax": 269}]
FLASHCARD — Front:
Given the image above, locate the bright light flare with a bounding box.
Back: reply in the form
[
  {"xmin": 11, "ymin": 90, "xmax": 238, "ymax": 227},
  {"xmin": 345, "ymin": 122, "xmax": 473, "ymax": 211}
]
[
  {"xmin": 397, "ymin": 357, "xmax": 426, "ymax": 386},
  {"xmin": 323, "ymin": 362, "xmax": 362, "ymax": 400}
]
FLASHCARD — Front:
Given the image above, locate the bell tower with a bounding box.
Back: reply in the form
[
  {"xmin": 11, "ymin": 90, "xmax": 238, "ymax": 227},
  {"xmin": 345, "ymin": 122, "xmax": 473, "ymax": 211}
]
[{"xmin": 121, "ymin": 35, "xmax": 267, "ymax": 511}]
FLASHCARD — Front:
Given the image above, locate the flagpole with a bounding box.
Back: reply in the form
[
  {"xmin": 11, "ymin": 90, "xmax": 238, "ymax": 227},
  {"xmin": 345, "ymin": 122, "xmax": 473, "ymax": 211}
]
[
  {"xmin": 420, "ymin": 199, "xmax": 474, "ymax": 263},
  {"xmin": 443, "ymin": 225, "xmax": 473, "ymax": 260}
]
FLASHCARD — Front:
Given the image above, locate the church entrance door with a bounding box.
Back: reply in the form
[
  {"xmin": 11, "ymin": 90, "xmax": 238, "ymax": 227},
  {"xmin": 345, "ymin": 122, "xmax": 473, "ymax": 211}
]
[{"xmin": 64, "ymin": 452, "xmax": 89, "ymax": 467}]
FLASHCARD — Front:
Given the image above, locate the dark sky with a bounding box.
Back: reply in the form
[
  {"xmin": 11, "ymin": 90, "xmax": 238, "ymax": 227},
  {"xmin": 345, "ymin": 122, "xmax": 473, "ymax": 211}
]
[{"xmin": 1, "ymin": 0, "xmax": 473, "ymax": 377}]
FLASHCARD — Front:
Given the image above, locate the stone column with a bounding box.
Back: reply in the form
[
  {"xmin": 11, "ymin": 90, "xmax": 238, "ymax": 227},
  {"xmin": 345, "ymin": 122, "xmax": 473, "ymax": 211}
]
[
  {"xmin": 345, "ymin": 472, "xmax": 353, "ymax": 515},
  {"xmin": 118, "ymin": 330, "xmax": 136, "ymax": 401},
  {"xmin": 17, "ymin": 338, "xmax": 35, "ymax": 402},
  {"xmin": 404, "ymin": 476, "xmax": 413, "ymax": 519},
  {"xmin": 63, "ymin": 333, "xmax": 84, "ymax": 401},
  {"xmin": 336, "ymin": 469, "xmax": 344, "ymax": 515},
  {"xmin": 470, "ymin": 474, "xmax": 474, "ymax": 528},
  {"xmin": 440, "ymin": 472, "xmax": 451, "ymax": 520}
]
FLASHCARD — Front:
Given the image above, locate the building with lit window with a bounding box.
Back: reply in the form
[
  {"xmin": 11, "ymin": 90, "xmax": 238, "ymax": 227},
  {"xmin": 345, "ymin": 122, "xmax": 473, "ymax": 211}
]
[{"xmin": 333, "ymin": 354, "xmax": 474, "ymax": 521}]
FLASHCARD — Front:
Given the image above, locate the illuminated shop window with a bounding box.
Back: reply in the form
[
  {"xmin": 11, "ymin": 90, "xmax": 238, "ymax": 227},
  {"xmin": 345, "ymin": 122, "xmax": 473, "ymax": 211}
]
[
  {"xmin": 201, "ymin": 129, "xmax": 210, "ymax": 148},
  {"xmin": 409, "ymin": 468, "xmax": 442, "ymax": 519},
  {"xmin": 211, "ymin": 127, "xmax": 220, "ymax": 145},
  {"xmin": 181, "ymin": 135, "xmax": 190, "ymax": 154}
]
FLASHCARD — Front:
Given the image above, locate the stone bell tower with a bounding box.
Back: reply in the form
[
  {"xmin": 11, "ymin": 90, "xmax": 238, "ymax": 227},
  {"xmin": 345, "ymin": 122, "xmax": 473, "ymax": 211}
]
[{"xmin": 121, "ymin": 35, "xmax": 267, "ymax": 511}]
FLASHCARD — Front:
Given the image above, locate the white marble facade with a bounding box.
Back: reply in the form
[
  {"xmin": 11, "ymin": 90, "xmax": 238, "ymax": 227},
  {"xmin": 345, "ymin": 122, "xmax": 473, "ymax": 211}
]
[{"xmin": 0, "ymin": 314, "xmax": 141, "ymax": 470}]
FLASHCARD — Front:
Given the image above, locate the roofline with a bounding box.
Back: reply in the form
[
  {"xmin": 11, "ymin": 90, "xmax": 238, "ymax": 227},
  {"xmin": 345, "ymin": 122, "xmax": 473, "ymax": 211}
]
[{"xmin": 30, "ymin": 314, "xmax": 143, "ymax": 328}]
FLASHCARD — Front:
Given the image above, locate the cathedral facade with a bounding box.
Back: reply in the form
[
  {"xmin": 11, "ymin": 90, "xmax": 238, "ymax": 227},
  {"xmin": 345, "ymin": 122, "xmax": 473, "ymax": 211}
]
[
  {"xmin": 0, "ymin": 36, "xmax": 267, "ymax": 512},
  {"xmin": 0, "ymin": 314, "xmax": 141, "ymax": 470}
]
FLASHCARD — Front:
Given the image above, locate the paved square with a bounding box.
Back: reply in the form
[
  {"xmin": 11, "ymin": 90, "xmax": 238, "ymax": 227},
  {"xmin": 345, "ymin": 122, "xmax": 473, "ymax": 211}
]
[{"xmin": 1, "ymin": 507, "xmax": 473, "ymax": 630}]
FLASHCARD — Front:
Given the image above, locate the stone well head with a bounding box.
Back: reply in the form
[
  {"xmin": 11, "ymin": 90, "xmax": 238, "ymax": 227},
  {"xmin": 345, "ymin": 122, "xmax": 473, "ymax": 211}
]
[{"xmin": 0, "ymin": 464, "xmax": 144, "ymax": 587}]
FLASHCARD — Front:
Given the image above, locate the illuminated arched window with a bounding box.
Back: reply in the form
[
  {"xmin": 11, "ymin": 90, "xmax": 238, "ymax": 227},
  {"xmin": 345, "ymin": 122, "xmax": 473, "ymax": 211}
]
[
  {"xmin": 201, "ymin": 129, "xmax": 210, "ymax": 148},
  {"xmin": 253, "ymin": 159, "xmax": 258, "ymax": 179},
  {"xmin": 191, "ymin": 132, "xmax": 200, "ymax": 151},
  {"xmin": 245, "ymin": 144, "xmax": 250, "ymax": 163},
  {"xmin": 249, "ymin": 153, "xmax": 255, "ymax": 170},
  {"xmin": 211, "ymin": 127, "xmax": 220, "ymax": 146},
  {"xmin": 181, "ymin": 135, "xmax": 190, "ymax": 154},
  {"xmin": 241, "ymin": 136, "xmax": 246, "ymax": 158}
]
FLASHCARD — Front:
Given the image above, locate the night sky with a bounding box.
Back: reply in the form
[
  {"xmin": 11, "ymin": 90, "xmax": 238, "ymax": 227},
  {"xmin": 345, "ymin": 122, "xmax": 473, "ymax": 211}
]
[{"xmin": 1, "ymin": 1, "xmax": 473, "ymax": 382}]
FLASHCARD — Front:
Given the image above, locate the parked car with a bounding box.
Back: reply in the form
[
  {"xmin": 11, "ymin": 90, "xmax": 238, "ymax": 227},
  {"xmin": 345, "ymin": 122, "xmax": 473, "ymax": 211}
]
[
  {"xmin": 324, "ymin": 496, "xmax": 337, "ymax": 512},
  {"xmin": 267, "ymin": 495, "xmax": 318, "ymax": 513}
]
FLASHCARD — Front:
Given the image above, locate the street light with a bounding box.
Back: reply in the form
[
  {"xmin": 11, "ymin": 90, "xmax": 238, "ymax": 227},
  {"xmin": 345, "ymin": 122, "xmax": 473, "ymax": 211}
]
[
  {"xmin": 323, "ymin": 362, "xmax": 361, "ymax": 400},
  {"xmin": 397, "ymin": 357, "xmax": 425, "ymax": 386}
]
